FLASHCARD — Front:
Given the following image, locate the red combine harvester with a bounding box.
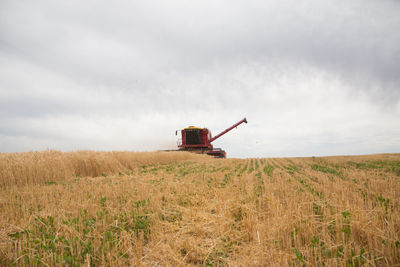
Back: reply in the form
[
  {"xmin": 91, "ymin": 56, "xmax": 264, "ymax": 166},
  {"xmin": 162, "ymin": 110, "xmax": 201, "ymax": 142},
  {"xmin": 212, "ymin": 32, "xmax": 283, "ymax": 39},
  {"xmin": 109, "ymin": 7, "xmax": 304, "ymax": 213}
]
[{"xmin": 176, "ymin": 118, "xmax": 247, "ymax": 158}]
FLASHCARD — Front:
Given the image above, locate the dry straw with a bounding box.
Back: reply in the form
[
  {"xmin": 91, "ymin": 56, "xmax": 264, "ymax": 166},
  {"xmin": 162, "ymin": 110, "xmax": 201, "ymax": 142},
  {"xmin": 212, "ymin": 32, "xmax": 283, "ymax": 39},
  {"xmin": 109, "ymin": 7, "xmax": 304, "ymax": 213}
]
[{"xmin": 0, "ymin": 151, "xmax": 399, "ymax": 265}]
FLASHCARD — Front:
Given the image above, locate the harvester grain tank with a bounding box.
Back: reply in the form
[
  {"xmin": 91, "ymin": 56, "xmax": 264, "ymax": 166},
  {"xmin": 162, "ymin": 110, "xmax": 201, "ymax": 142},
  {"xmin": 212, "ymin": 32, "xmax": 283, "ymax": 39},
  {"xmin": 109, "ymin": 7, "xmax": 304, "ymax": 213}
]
[{"xmin": 176, "ymin": 118, "xmax": 247, "ymax": 158}]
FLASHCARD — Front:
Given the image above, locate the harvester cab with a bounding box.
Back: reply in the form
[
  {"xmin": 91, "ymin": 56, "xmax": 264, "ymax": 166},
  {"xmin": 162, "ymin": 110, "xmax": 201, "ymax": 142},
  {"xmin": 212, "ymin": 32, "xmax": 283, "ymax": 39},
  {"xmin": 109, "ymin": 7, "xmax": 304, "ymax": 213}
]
[{"xmin": 177, "ymin": 118, "xmax": 247, "ymax": 158}]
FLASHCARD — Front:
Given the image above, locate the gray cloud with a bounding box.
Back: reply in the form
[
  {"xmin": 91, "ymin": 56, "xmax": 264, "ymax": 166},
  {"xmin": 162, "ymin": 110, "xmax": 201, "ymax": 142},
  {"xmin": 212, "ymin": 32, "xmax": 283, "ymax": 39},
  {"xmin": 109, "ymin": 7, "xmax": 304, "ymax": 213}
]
[{"xmin": 1, "ymin": 0, "xmax": 399, "ymax": 157}]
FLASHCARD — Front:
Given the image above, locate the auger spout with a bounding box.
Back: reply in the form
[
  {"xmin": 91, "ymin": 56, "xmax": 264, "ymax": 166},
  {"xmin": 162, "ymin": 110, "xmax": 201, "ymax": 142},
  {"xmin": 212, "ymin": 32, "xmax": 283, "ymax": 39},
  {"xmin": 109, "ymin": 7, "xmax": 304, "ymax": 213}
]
[{"xmin": 209, "ymin": 118, "xmax": 247, "ymax": 143}]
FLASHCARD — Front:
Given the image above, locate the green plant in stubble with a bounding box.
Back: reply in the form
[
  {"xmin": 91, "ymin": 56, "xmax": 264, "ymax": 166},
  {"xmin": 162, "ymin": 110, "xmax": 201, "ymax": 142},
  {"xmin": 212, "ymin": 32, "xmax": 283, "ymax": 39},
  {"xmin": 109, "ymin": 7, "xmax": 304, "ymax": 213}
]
[
  {"xmin": 294, "ymin": 248, "xmax": 306, "ymax": 267},
  {"xmin": 247, "ymin": 159, "xmax": 255, "ymax": 174},
  {"xmin": 263, "ymin": 164, "xmax": 274, "ymax": 176},
  {"xmin": 253, "ymin": 171, "xmax": 264, "ymax": 197},
  {"xmin": 255, "ymin": 159, "xmax": 259, "ymax": 170},
  {"xmin": 220, "ymin": 173, "xmax": 233, "ymax": 187},
  {"xmin": 311, "ymin": 164, "xmax": 342, "ymax": 177},
  {"xmin": 341, "ymin": 211, "xmax": 351, "ymax": 236}
]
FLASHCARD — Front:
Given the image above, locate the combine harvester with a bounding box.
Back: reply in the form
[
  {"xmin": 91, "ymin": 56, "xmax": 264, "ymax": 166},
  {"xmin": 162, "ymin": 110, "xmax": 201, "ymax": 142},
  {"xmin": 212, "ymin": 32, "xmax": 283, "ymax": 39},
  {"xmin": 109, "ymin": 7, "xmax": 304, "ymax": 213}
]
[{"xmin": 173, "ymin": 118, "xmax": 247, "ymax": 158}]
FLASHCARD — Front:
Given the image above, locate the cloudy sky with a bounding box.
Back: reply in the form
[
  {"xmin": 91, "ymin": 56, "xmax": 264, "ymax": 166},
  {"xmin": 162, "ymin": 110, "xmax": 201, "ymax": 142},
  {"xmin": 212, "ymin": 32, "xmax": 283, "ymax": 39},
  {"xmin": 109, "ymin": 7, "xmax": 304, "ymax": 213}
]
[{"xmin": 1, "ymin": 0, "xmax": 399, "ymax": 158}]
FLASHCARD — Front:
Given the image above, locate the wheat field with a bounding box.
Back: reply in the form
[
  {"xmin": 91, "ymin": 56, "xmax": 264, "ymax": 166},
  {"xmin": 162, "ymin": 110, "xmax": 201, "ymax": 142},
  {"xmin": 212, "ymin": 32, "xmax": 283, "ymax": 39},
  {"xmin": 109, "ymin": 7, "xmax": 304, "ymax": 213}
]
[{"xmin": 0, "ymin": 151, "xmax": 399, "ymax": 266}]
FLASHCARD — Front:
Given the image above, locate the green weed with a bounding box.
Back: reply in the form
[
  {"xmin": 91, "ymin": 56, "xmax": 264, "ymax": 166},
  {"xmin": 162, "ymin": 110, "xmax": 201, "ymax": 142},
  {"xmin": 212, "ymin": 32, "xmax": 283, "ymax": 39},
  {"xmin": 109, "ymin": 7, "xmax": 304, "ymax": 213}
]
[
  {"xmin": 311, "ymin": 164, "xmax": 342, "ymax": 177},
  {"xmin": 263, "ymin": 165, "xmax": 274, "ymax": 176}
]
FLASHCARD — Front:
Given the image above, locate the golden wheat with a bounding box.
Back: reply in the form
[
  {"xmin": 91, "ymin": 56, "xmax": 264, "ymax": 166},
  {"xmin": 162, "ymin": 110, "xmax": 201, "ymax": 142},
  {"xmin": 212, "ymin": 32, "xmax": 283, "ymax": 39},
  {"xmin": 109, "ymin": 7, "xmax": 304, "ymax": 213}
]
[
  {"xmin": 0, "ymin": 151, "xmax": 399, "ymax": 266},
  {"xmin": 0, "ymin": 150, "xmax": 206, "ymax": 187}
]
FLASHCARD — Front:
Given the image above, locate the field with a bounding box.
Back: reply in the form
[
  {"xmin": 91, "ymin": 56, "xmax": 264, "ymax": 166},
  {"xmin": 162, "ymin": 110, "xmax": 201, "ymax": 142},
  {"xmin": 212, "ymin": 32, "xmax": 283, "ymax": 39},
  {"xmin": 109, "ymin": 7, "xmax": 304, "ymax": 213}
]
[{"xmin": 0, "ymin": 151, "xmax": 399, "ymax": 266}]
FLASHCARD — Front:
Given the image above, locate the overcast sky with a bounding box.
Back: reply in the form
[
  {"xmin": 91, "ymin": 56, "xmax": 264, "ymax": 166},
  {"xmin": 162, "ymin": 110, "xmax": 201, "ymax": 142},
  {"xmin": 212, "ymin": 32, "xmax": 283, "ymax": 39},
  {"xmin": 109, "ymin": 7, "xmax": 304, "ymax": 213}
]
[{"xmin": 1, "ymin": 0, "xmax": 399, "ymax": 158}]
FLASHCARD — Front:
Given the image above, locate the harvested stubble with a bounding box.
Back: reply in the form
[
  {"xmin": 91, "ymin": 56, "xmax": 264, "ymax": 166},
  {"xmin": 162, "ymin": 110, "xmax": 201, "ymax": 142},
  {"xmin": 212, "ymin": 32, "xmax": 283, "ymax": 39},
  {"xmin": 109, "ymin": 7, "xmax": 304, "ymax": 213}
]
[{"xmin": 0, "ymin": 151, "xmax": 399, "ymax": 266}]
